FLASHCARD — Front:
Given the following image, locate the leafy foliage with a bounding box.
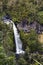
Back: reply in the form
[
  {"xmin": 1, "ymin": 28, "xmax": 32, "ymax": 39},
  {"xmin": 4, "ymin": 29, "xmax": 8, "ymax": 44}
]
[
  {"xmin": 0, "ymin": 0, "xmax": 43, "ymax": 65},
  {"xmin": 0, "ymin": 21, "xmax": 16, "ymax": 65}
]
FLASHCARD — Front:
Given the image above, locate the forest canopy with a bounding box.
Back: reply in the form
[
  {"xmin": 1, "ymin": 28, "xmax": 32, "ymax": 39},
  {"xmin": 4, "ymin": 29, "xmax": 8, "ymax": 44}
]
[{"xmin": 0, "ymin": 0, "xmax": 43, "ymax": 65}]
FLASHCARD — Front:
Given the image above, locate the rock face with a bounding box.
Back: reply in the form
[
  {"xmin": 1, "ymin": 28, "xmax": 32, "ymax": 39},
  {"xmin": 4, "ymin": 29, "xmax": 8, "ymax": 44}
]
[
  {"xmin": 17, "ymin": 19, "xmax": 30, "ymax": 33},
  {"xmin": 2, "ymin": 13, "xmax": 43, "ymax": 34},
  {"xmin": 17, "ymin": 21, "xmax": 43, "ymax": 34}
]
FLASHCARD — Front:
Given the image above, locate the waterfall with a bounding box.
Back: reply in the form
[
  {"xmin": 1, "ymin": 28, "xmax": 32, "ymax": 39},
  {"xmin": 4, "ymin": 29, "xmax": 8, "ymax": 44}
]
[
  {"xmin": 13, "ymin": 22, "xmax": 25, "ymax": 54},
  {"xmin": 4, "ymin": 20, "xmax": 25, "ymax": 54}
]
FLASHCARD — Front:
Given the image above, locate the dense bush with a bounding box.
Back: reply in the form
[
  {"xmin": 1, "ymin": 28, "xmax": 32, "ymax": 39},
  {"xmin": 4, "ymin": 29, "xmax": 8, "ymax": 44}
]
[
  {"xmin": 20, "ymin": 30, "xmax": 43, "ymax": 53},
  {"xmin": 0, "ymin": 21, "xmax": 16, "ymax": 65},
  {"xmin": 19, "ymin": 30, "xmax": 43, "ymax": 65},
  {"xmin": 0, "ymin": 0, "xmax": 43, "ymax": 65}
]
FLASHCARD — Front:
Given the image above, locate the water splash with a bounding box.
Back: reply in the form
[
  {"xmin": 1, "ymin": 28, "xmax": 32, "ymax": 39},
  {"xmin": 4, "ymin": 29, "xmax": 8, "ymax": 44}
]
[
  {"xmin": 13, "ymin": 22, "xmax": 25, "ymax": 54},
  {"xmin": 4, "ymin": 20, "xmax": 25, "ymax": 54}
]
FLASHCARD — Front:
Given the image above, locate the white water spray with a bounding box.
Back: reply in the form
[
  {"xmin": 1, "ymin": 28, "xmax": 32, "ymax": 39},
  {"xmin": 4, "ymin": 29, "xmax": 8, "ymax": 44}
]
[
  {"xmin": 4, "ymin": 20, "xmax": 25, "ymax": 54},
  {"xmin": 13, "ymin": 22, "xmax": 25, "ymax": 54}
]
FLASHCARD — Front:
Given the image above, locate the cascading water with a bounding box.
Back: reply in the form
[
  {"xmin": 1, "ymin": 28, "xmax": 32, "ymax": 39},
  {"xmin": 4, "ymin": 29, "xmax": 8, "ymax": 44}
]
[
  {"xmin": 13, "ymin": 22, "xmax": 25, "ymax": 54},
  {"xmin": 5, "ymin": 20, "xmax": 25, "ymax": 54}
]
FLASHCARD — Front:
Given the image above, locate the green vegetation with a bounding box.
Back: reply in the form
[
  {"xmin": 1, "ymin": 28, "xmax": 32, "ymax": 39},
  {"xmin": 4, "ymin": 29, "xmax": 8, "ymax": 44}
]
[
  {"xmin": 0, "ymin": 0, "xmax": 43, "ymax": 65},
  {"xmin": 0, "ymin": 22, "xmax": 16, "ymax": 65},
  {"xmin": 20, "ymin": 29, "xmax": 43, "ymax": 52}
]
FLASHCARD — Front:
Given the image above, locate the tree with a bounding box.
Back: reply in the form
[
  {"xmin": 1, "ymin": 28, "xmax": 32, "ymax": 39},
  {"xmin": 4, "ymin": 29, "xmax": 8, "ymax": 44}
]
[{"xmin": 1, "ymin": 0, "xmax": 8, "ymax": 12}]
